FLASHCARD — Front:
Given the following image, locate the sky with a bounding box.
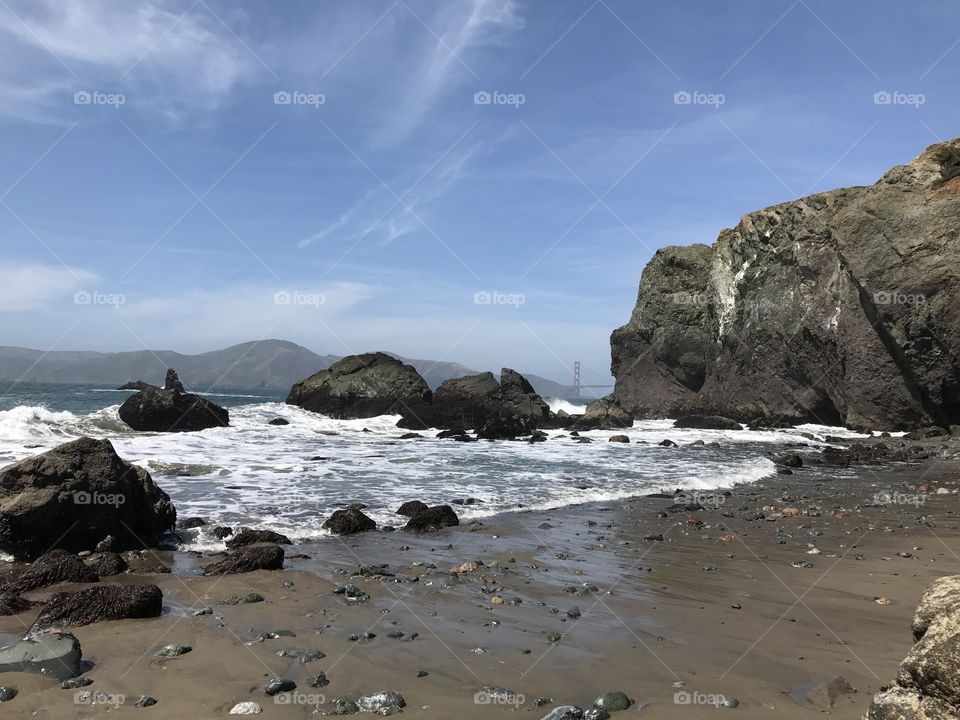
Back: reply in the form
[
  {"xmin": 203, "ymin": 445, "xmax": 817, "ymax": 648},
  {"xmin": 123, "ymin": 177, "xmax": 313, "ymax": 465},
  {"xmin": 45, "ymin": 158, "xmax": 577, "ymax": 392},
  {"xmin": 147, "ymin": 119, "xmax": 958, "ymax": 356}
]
[{"xmin": 0, "ymin": 0, "xmax": 957, "ymax": 386}]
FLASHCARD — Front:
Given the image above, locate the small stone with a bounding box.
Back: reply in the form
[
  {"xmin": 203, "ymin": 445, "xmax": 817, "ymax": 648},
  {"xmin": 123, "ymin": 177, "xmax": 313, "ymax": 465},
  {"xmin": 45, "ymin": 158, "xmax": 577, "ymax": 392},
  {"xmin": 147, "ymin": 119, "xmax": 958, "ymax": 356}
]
[
  {"xmin": 593, "ymin": 691, "xmax": 633, "ymax": 711},
  {"xmin": 135, "ymin": 696, "xmax": 157, "ymax": 708},
  {"xmin": 0, "ymin": 687, "xmax": 16, "ymax": 702},
  {"xmin": 567, "ymin": 606, "xmax": 581, "ymax": 618},
  {"xmin": 417, "ymin": 670, "xmax": 429, "ymax": 677},
  {"xmin": 229, "ymin": 701, "xmax": 263, "ymax": 715},
  {"xmin": 540, "ymin": 706, "xmax": 584, "ymax": 720},
  {"xmin": 300, "ymin": 650, "xmax": 327, "ymax": 663},
  {"xmin": 329, "ymin": 698, "xmax": 360, "ymax": 715},
  {"xmin": 265, "ymin": 678, "xmax": 296, "ymax": 696},
  {"xmin": 491, "ymin": 596, "xmax": 504, "ymax": 606},
  {"xmin": 357, "ymin": 691, "xmax": 406, "ymax": 713},
  {"xmin": 61, "ymin": 677, "xmax": 93, "ymax": 689},
  {"xmin": 154, "ymin": 644, "xmax": 192, "ymax": 657},
  {"xmin": 308, "ymin": 672, "xmax": 330, "ymax": 688},
  {"xmin": 193, "ymin": 606, "xmax": 213, "ymax": 616}
]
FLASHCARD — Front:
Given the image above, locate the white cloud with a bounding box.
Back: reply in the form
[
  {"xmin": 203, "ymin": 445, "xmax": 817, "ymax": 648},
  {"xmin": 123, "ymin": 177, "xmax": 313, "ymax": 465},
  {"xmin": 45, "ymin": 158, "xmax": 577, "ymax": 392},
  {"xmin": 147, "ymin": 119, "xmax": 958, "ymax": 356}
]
[{"xmin": 0, "ymin": 263, "xmax": 97, "ymax": 311}]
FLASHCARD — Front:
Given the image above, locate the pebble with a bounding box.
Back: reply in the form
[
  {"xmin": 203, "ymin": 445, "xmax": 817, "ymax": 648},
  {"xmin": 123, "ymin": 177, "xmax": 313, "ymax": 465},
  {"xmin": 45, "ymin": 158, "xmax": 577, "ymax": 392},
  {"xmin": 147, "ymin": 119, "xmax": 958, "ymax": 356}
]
[
  {"xmin": 61, "ymin": 677, "xmax": 93, "ymax": 689},
  {"xmin": 357, "ymin": 691, "xmax": 406, "ymax": 713},
  {"xmin": 329, "ymin": 697, "xmax": 360, "ymax": 714},
  {"xmin": 567, "ymin": 606, "xmax": 582, "ymax": 618},
  {"xmin": 0, "ymin": 687, "xmax": 16, "ymax": 702},
  {"xmin": 792, "ymin": 560, "xmax": 814, "ymax": 569},
  {"xmin": 300, "ymin": 650, "xmax": 327, "ymax": 663},
  {"xmin": 229, "ymin": 701, "xmax": 263, "ymax": 715},
  {"xmin": 540, "ymin": 706, "xmax": 584, "ymax": 720},
  {"xmin": 593, "ymin": 691, "xmax": 633, "ymax": 711},
  {"xmin": 193, "ymin": 606, "xmax": 213, "ymax": 616},
  {"xmin": 308, "ymin": 672, "xmax": 330, "ymax": 688},
  {"xmin": 135, "ymin": 696, "xmax": 157, "ymax": 708},
  {"xmin": 154, "ymin": 644, "xmax": 192, "ymax": 657},
  {"xmin": 264, "ymin": 678, "xmax": 296, "ymax": 696}
]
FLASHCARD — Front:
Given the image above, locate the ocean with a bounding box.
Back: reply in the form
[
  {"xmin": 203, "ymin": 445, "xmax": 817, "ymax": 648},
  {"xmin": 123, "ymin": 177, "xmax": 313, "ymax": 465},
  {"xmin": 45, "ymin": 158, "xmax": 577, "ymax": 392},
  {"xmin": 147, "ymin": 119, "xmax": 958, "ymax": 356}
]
[{"xmin": 0, "ymin": 382, "xmax": 869, "ymax": 553}]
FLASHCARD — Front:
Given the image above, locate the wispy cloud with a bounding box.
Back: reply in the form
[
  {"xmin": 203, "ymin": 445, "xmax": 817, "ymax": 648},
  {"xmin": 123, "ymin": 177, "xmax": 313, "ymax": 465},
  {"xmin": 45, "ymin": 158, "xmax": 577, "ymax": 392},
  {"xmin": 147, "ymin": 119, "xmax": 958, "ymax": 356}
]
[{"xmin": 0, "ymin": 262, "xmax": 97, "ymax": 311}]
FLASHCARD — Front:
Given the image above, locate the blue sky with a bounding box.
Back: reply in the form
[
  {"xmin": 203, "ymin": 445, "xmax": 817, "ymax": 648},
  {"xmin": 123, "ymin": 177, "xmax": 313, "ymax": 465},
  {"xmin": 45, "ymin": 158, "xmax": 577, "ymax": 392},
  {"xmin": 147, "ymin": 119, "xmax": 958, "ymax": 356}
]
[{"xmin": 0, "ymin": 0, "xmax": 957, "ymax": 385}]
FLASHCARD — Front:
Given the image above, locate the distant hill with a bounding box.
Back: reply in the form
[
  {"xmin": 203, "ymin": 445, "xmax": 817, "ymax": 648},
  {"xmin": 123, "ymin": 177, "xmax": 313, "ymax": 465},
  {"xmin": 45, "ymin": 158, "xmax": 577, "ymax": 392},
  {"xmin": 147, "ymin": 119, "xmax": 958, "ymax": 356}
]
[{"xmin": 0, "ymin": 341, "xmax": 587, "ymax": 398}]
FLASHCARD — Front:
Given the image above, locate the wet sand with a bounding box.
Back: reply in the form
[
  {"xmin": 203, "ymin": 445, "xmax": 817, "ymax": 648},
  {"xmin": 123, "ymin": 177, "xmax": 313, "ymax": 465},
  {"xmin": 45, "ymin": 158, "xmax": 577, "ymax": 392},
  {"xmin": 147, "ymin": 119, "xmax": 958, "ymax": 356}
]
[{"xmin": 2, "ymin": 457, "xmax": 959, "ymax": 719}]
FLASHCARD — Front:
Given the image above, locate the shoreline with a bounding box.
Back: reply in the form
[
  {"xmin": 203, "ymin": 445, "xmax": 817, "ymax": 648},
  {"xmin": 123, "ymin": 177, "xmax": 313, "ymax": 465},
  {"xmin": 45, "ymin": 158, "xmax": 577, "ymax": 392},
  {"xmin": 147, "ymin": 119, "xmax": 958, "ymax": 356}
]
[{"xmin": 3, "ymin": 457, "xmax": 959, "ymax": 718}]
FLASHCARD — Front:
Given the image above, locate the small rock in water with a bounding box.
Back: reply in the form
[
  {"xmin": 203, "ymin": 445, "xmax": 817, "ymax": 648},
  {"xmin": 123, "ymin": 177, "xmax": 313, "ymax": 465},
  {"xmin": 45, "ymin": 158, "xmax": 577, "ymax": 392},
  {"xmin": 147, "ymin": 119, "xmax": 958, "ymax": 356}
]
[
  {"xmin": 540, "ymin": 706, "xmax": 585, "ymax": 720},
  {"xmin": 593, "ymin": 691, "xmax": 633, "ymax": 712},
  {"xmin": 791, "ymin": 560, "xmax": 814, "ymax": 569},
  {"xmin": 357, "ymin": 691, "xmax": 406, "ymax": 713},
  {"xmin": 308, "ymin": 672, "xmax": 330, "ymax": 687},
  {"xmin": 153, "ymin": 644, "xmax": 192, "ymax": 657},
  {"xmin": 61, "ymin": 677, "xmax": 93, "ymax": 689},
  {"xmin": 417, "ymin": 670, "xmax": 429, "ymax": 678},
  {"xmin": 0, "ymin": 687, "xmax": 17, "ymax": 702},
  {"xmin": 193, "ymin": 606, "xmax": 213, "ymax": 616},
  {"xmin": 329, "ymin": 697, "xmax": 360, "ymax": 715},
  {"xmin": 567, "ymin": 606, "xmax": 582, "ymax": 618},
  {"xmin": 264, "ymin": 678, "xmax": 296, "ymax": 696},
  {"xmin": 300, "ymin": 650, "xmax": 327, "ymax": 663},
  {"xmin": 533, "ymin": 696, "xmax": 553, "ymax": 707},
  {"xmin": 135, "ymin": 696, "xmax": 157, "ymax": 708},
  {"xmin": 584, "ymin": 710, "xmax": 611, "ymax": 720},
  {"xmin": 229, "ymin": 701, "xmax": 263, "ymax": 715}
]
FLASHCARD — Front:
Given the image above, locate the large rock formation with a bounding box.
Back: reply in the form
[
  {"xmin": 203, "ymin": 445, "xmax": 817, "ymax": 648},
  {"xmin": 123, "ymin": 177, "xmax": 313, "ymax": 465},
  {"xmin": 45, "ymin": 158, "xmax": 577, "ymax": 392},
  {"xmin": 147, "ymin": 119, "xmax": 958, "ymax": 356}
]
[
  {"xmin": 286, "ymin": 353, "xmax": 432, "ymax": 421},
  {"xmin": 867, "ymin": 574, "xmax": 960, "ymax": 719},
  {"xmin": 0, "ymin": 438, "xmax": 177, "ymax": 560},
  {"xmin": 610, "ymin": 138, "xmax": 960, "ymax": 431},
  {"xmin": 119, "ymin": 368, "xmax": 229, "ymax": 432},
  {"xmin": 424, "ymin": 368, "xmax": 551, "ymax": 429}
]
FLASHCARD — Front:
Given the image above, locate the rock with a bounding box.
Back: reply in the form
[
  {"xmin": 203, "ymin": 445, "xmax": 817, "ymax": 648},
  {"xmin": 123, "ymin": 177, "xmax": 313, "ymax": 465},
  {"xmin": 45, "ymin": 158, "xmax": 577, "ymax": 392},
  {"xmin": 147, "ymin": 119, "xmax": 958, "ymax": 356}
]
[
  {"xmin": 567, "ymin": 606, "xmax": 581, "ymax": 618},
  {"xmin": 593, "ymin": 692, "xmax": 633, "ymax": 712},
  {"xmin": 398, "ymin": 432, "xmax": 422, "ymax": 439},
  {"xmin": 610, "ymin": 137, "xmax": 960, "ymax": 430},
  {"xmin": 1, "ymin": 549, "xmax": 98, "ymax": 593},
  {"xmin": 329, "ymin": 698, "xmax": 360, "ymax": 715},
  {"xmin": 323, "ymin": 508, "xmax": 377, "ymax": 535},
  {"xmin": 0, "ymin": 632, "xmax": 82, "ymax": 681},
  {"xmin": 135, "ymin": 696, "xmax": 157, "ymax": 708},
  {"xmin": 578, "ymin": 397, "xmax": 634, "ymax": 430},
  {"xmin": 0, "ymin": 687, "xmax": 16, "ymax": 702},
  {"xmin": 268, "ymin": 418, "xmax": 290, "ymax": 426},
  {"xmin": 659, "ymin": 439, "xmax": 677, "ymax": 447},
  {"xmin": 427, "ymin": 369, "xmax": 550, "ymax": 431},
  {"xmin": 608, "ymin": 435, "xmax": 630, "ymax": 443},
  {"xmin": 540, "ymin": 706, "xmax": 585, "ymax": 720},
  {"xmin": 264, "ymin": 678, "xmax": 296, "ymax": 696},
  {"xmin": 61, "ymin": 677, "xmax": 93, "ymax": 689},
  {"xmin": 154, "ymin": 644, "xmax": 191, "ymax": 657},
  {"xmin": 287, "ymin": 353, "xmax": 432, "ymax": 425},
  {"xmin": 396, "ymin": 500, "xmax": 429, "ymax": 517},
  {"xmin": 83, "ymin": 552, "xmax": 128, "ymax": 577},
  {"xmin": 404, "ymin": 505, "xmax": 459, "ymax": 533},
  {"xmin": 178, "ymin": 516, "xmax": 207, "ymax": 529},
  {"xmin": 308, "ymin": 672, "xmax": 330, "ymax": 688},
  {"xmin": 212, "ymin": 526, "xmax": 233, "ymax": 539},
  {"xmin": 203, "ymin": 543, "xmax": 284, "ymax": 575},
  {"xmin": 0, "ymin": 592, "xmax": 35, "ymax": 616},
  {"xmin": 225, "ymin": 528, "xmax": 292, "ymax": 548},
  {"xmin": 229, "ymin": 701, "xmax": 263, "ymax": 714},
  {"xmin": 674, "ymin": 414, "xmax": 742, "ymax": 430},
  {"xmin": 0, "ymin": 438, "xmax": 177, "ymax": 560},
  {"xmin": 119, "ymin": 369, "xmax": 229, "ymax": 432},
  {"xmin": 867, "ymin": 574, "xmax": 960, "ymax": 719},
  {"xmin": 807, "ymin": 675, "xmax": 856, "ymax": 709},
  {"xmin": 119, "ymin": 380, "xmax": 154, "ymax": 391},
  {"xmin": 780, "ymin": 454, "xmax": 803, "ymax": 468},
  {"xmin": 28, "ymin": 584, "xmax": 163, "ymax": 636},
  {"xmin": 476, "ymin": 416, "xmax": 534, "ymax": 440},
  {"xmin": 357, "ymin": 691, "xmax": 406, "ymax": 713}
]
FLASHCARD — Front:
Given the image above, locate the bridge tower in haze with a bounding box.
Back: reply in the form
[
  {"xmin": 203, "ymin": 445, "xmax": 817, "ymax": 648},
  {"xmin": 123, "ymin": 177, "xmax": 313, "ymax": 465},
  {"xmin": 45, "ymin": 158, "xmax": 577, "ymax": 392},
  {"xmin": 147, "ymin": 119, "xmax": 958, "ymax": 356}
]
[{"xmin": 573, "ymin": 361, "xmax": 582, "ymax": 398}]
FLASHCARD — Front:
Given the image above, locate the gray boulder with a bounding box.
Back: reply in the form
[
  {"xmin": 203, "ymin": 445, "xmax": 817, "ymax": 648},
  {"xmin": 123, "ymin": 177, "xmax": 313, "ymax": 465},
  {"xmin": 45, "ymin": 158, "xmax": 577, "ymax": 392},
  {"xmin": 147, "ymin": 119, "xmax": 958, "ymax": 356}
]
[
  {"xmin": 867, "ymin": 575, "xmax": 960, "ymax": 718},
  {"xmin": 0, "ymin": 632, "xmax": 83, "ymax": 681},
  {"xmin": 404, "ymin": 505, "xmax": 459, "ymax": 533},
  {"xmin": 119, "ymin": 368, "xmax": 229, "ymax": 432},
  {"xmin": 0, "ymin": 438, "xmax": 176, "ymax": 560},
  {"xmin": 323, "ymin": 508, "xmax": 377, "ymax": 536},
  {"xmin": 427, "ymin": 369, "xmax": 550, "ymax": 430},
  {"xmin": 286, "ymin": 353, "xmax": 432, "ymax": 422},
  {"xmin": 611, "ymin": 137, "xmax": 960, "ymax": 431},
  {"xmin": 28, "ymin": 584, "xmax": 163, "ymax": 636},
  {"xmin": 578, "ymin": 397, "xmax": 634, "ymax": 430}
]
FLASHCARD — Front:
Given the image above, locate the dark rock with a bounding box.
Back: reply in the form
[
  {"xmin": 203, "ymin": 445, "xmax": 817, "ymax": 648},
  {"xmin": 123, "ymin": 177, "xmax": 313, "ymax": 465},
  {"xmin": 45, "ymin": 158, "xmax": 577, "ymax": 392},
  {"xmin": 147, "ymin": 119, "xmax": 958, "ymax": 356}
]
[
  {"xmin": 1, "ymin": 549, "xmax": 98, "ymax": 594},
  {"xmin": 268, "ymin": 418, "xmax": 290, "ymax": 426},
  {"xmin": 577, "ymin": 397, "xmax": 634, "ymax": 430},
  {"xmin": 659, "ymin": 439, "xmax": 677, "ymax": 447},
  {"xmin": 225, "ymin": 528, "xmax": 292, "ymax": 548},
  {"xmin": 286, "ymin": 353, "xmax": 432, "ymax": 425},
  {"xmin": 0, "ymin": 687, "xmax": 16, "ymax": 702},
  {"xmin": 404, "ymin": 505, "xmax": 459, "ymax": 533},
  {"xmin": 611, "ymin": 137, "xmax": 960, "ymax": 431},
  {"xmin": 83, "ymin": 552, "xmax": 128, "ymax": 577},
  {"xmin": 593, "ymin": 692, "xmax": 632, "ymax": 712},
  {"xmin": 398, "ymin": 432, "xmax": 422, "ymax": 439},
  {"xmin": 540, "ymin": 706, "xmax": 584, "ymax": 720},
  {"xmin": 203, "ymin": 543, "xmax": 284, "ymax": 575},
  {"xmin": 308, "ymin": 672, "xmax": 330, "ymax": 687},
  {"xmin": 396, "ymin": 501, "xmax": 429, "ymax": 517},
  {"xmin": 674, "ymin": 414, "xmax": 742, "ymax": 430},
  {"xmin": 61, "ymin": 677, "xmax": 93, "ymax": 689},
  {"xmin": 780, "ymin": 454, "xmax": 804, "ymax": 467},
  {"xmin": 135, "ymin": 696, "xmax": 157, "ymax": 708},
  {"xmin": 437, "ymin": 428, "xmax": 468, "ymax": 439},
  {"xmin": 178, "ymin": 517, "xmax": 207, "ymax": 529},
  {"xmin": 265, "ymin": 678, "xmax": 296, "ymax": 696},
  {"xmin": 323, "ymin": 508, "xmax": 376, "ymax": 536},
  {"xmin": 608, "ymin": 435, "xmax": 630, "ymax": 443},
  {"xmin": 428, "ymin": 369, "xmax": 550, "ymax": 431},
  {"xmin": 0, "ymin": 592, "xmax": 35, "ymax": 616},
  {"xmin": 119, "ymin": 369, "xmax": 229, "ymax": 432},
  {"xmin": 212, "ymin": 526, "xmax": 233, "ymax": 539},
  {"xmin": 0, "ymin": 438, "xmax": 177, "ymax": 560},
  {"xmin": 476, "ymin": 416, "xmax": 534, "ymax": 440},
  {"xmin": 28, "ymin": 584, "xmax": 162, "ymax": 636},
  {"xmin": 119, "ymin": 381, "xmax": 154, "ymax": 391},
  {"xmin": 0, "ymin": 632, "xmax": 82, "ymax": 681}
]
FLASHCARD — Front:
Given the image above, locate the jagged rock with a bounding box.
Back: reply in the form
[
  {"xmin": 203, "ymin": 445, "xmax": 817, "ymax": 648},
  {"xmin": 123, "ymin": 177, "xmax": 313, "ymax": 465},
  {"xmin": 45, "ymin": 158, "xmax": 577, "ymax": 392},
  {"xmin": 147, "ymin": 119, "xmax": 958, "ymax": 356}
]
[
  {"xmin": 404, "ymin": 505, "xmax": 459, "ymax": 533},
  {"xmin": 0, "ymin": 549, "xmax": 98, "ymax": 593},
  {"xmin": 225, "ymin": 528, "xmax": 292, "ymax": 548},
  {"xmin": 611, "ymin": 138, "xmax": 960, "ymax": 431},
  {"xmin": 28, "ymin": 584, "xmax": 162, "ymax": 636},
  {"xmin": 578, "ymin": 397, "xmax": 634, "ymax": 430},
  {"xmin": 608, "ymin": 435, "xmax": 630, "ymax": 443},
  {"xmin": 0, "ymin": 438, "xmax": 176, "ymax": 560},
  {"xmin": 396, "ymin": 501, "xmax": 429, "ymax": 517},
  {"xmin": 0, "ymin": 592, "xmax": 35, "ymax": 616},
  {"xmin": 867, "ymin": 574, "xmax": 960, "ymax": 718},
  {"xmin": 83, "ymin": 552, "xmax": 128, "ymax": 577},
  {"xmin": 119, "ymin": 368, "xmax": 229, "ymax": 432},
  {"xmin": 118, "ymin": 380, "xmax": 154, "ymax": 391},
  {"xmin": 477, "ymin": 416, "xmax": 534, "ymax": 440},
  {"xmin": 323, "ymin": 508, "xmax": 377, "ymax": 535},
  {"xmin": 203, "ymin": 543, "xmax": 284, "ymax": 575},
  {"xmin": 418, "ymin": 369, "xmax": 550, "ymax": 431},
  {"xmin": 357, "ymin": 691, "xmax": 406, "ymax": 713},
  {"xmin": 178, "ymin": 517, "xmax": 207, "ymax": 529},
  {"xmin": 286, "ymin": 353, "xmax": 432, "ymax": 423},
  {"xmin": 0, "ymin": 632, "xmax": 83, "ymax": 681},
  {"xmin": 674, "ymin": 414, "xmax": 742, "ymax": 430}
]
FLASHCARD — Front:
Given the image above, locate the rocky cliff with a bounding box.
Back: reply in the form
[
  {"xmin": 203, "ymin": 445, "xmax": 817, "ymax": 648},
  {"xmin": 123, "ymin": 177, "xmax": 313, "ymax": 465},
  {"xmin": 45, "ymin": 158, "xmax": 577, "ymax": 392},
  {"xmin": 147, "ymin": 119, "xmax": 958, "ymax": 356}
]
[{"xmin": 611, "ymin": 138, "xmax": 960, "ymax": 431}]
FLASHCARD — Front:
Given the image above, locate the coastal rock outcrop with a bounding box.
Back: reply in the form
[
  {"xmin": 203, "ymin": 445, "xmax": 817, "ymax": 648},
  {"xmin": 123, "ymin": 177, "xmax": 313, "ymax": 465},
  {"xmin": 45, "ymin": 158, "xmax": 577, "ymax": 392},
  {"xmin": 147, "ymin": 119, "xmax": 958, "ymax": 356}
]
[
  {"xmin": 577, "ymin": 397, "xmax": 634, "ymax": 430},
  {"xmin": 0, "ymin": 632, "xmax": 83, "ymax": 681},
  {"xmin": 424, "ymin": 369, "xmax": 550, "ymax": 430},
  {"xmin": 0, "ymin": 549, "xmax": 99, "ymax": 594},
  {"xmin": 867, "ymin": 574, "xmax": 960, "ymax": 719},
  {"xmin": 404, "ymin": 505, "xmax": 459, "ymax": 533},
  {"xmin": 286, "ymin": 353, "xmax": 432, "ymax": 421},
  {"xmin": 611, "ymin": 138, "xmax": 960, "ymax": 431},
  {"xmin": 0, "ymin": 438, "xmax": 177, "ymax": 560},
  {"xmin": 203, "ymin": 543, "xmax": 285, "ymax": 575},
  {"xmin": 28, "ymin": 584, "xmax": 163, "ymax": 636},
  {"xmin": 119, "ymin": 368, "xmax": 229, "ymax": 432}
]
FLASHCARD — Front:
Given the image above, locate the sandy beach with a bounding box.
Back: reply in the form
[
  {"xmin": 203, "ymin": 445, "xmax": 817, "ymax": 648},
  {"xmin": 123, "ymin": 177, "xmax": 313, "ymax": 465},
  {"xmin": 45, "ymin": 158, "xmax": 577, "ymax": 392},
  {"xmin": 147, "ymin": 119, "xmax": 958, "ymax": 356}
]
[{"xmin": 2, "ymin": 451, "xmax": 958, "ymax": 719}]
